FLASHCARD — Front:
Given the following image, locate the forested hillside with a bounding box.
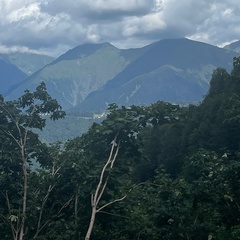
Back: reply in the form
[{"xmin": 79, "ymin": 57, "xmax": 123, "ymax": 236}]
[{"xmin": 0, "ymin": 57, "xmax": 240, "ymax": 240}]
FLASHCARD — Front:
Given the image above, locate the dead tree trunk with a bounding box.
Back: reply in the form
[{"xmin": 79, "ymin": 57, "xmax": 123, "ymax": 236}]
[{"xmin": 85, "ymin": 135, "xmax": 127, "ymax": 240}]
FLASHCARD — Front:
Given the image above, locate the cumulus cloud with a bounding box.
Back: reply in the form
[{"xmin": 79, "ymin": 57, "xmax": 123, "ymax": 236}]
[
  {"xmin": 0, "ymin": 0, "xmax": 239, "ymax": 56},
  {"xmin": 188, "ymin": 3, "xmax": 240, "ymax": 46}
]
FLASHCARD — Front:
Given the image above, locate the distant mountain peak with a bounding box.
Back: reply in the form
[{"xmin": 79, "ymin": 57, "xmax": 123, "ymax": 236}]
[
  {"xmin": 0, "ymin": 52, "xmax": 55, "ymax": 75},
  {"xmin": 52, "ymin": 42, "xmax": 117, "ymax": 64},
  {"xmin": 5, "ymin": 38, "xmax": 240, "ymax": 113}
]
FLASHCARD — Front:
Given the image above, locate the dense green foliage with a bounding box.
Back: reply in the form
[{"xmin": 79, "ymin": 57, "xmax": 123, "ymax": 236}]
[{"xmin": 1, "ymin": 57, "xmax": 240, "ymax": 239}]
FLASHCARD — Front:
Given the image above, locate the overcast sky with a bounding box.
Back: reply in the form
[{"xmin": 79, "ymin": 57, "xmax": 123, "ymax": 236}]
[{"xmin": 0, "ymin": 0, "xmax": 239, "ymax": 57}]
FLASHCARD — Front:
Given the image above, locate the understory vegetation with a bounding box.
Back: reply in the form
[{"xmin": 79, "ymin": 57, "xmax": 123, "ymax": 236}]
[{"xmin": 1, "ymin": 57, "xmax": 240, "ymax": 239}]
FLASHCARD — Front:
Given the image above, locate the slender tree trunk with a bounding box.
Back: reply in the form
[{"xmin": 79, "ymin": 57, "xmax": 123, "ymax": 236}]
[
  {"xmin": 74, "ymin": 185, "xmax": 80, "ymax": 239},
  {"xmin": 85, "ymin": 206, "xmax": 96, "ymax": 240},
  {"xmin": 75, "ymin": 185, "xmax": 79, "ymax": 227},
  {"xmin": 19, "ymin": 144, "xmax": 27, "ymax": 240},
  {"xmin": 85, "ymin": 136, "xmax": 122, "ymax": 240}
]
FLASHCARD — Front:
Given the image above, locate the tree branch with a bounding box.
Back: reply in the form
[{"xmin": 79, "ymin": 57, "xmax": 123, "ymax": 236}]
[{"xmin": 97, "ymin": 194, "xmax": 127, "ymax": 212}]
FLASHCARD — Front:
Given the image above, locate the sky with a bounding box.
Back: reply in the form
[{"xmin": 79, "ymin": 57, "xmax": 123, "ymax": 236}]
[{"xmin": 0, "ymin": 0, "xmax": 240, "ymax": 57}]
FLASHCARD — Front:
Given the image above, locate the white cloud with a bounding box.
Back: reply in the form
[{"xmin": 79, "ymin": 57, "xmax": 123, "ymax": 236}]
[
  {"xmin": 85, "ymin": 0, "xmax": 151, "ymax": 12},
  {"xmin": 0, "ymin": 0, "xmax": 240, "ymax": 56},
  {"xmin": 185, "ymin": 1, "xmax": 240, "ymax": 46},
  {"xmin": 6, "ymin": 2, "xmax": 40, "ymax": 23},
  {"xmin": 122, "ymin": 12, "xmax": 166, "ymax": 37}
]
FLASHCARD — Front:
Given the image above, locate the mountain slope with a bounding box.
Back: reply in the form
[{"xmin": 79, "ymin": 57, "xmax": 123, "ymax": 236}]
[
  {"xmin": 6, "ymin": 38, "xmax": 239, "ymax": 113},
  {"xmin": 75, "ymin": 38, "xmax": 239, "ymax": 112},
  {"xmin": 224, "ymin": 40, "xmax": 240, "ymax": 53},
  {"xmin": 0, "ymin": 52, "xmax": 55, "ymax": 76},
  {"xmin": 8, "ymin": 43, "xmax": 143, "ymax": 109},
  {"xmin": 0, "ymin": 58, "xmax": 28, "ymax": 96}
]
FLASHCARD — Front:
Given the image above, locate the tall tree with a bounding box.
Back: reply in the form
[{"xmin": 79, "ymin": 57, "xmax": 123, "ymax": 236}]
[{"xmin": 0, "ymin": 82, "xmax": 65, "ymax": 240}]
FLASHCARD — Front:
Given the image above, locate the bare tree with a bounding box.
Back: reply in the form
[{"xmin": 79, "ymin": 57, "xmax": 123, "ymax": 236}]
[{"xmin": 85, "ymin": 135, "xmax": 127, "ymax": 240}]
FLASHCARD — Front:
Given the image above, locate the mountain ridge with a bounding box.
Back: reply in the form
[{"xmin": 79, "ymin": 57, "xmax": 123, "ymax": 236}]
[
  {"xmin": 7, "ymin": 43, "xmax": 137, "ymax": 109},
  {"xmin": 5, "ymin": 38, "xmax": 240, "ymax": 114},
  {"xmin": 0, "ymin": 52, "xmax": 55, "ymax": 75},
  {"xmin": 0, "ymin": 57, "xmax": 27, "ymax": 96},
  {"xmin": 224, "ymin": 40, "xmax": 240, "ymax": 53},
  {"xmin": 74, "ymin": 38, "xmax": 239, "ymax": 112}
]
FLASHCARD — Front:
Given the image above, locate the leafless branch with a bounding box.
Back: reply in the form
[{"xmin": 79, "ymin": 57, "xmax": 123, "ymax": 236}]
[
  {"xmin": 33, "ymin": 196, "xmax": 73, "ymax": 238},
  {"xmin": 85, "ymin": 135, "xmax": 124, "ymax": 240},
  {"xmin": 97, "ymin": 195, "xmax": 127, "ymax": 212},
  {"xmin": 4, "ymin": 191, "xmax": 19, "ymax": 239},
  {"xmin": 35, "ymin": 184, "xmax": 55, "ymax": 237}
]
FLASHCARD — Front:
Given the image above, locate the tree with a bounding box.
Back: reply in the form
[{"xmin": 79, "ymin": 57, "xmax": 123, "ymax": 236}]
[
  {"xmin": 82, "ymin": 104, "xmax": 143, "ymax": 239},
  {"xmin": 85, "ymin": 134, "xmax": 127, "ymax": 240},
  {"xmin": 0, "ymin": 82, "xmax": 65, "ymax": 240}
]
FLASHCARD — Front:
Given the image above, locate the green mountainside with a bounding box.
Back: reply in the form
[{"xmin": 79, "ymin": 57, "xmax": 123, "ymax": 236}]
[
  {"xmin": 75, "ymin": 38, "xmax": 239, "ymax": 112},
  {"xmin": 34, "ymin": 115, "xmax": 97, "ymax": 143},
  {"xmin": 5, "ymin": 38, "xmax": 240, "ymax": 115},
  {"xmin": 8, "ymin": 43, "xmax": 139, "ymax": 110}
]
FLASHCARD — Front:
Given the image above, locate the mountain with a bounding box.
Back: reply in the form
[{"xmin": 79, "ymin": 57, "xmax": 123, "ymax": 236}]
[
  {"xmin": 74, "ymin": 38, "xmax": 239, "ymax": 113},
  {"xmin": 0, "ymin": 52, "xmax": 55, "ymax": 76},
  {"xmin": 6, "ymin": 38, "xmax": 239, "ymax": 114},
  {"xmin": 0, "ymin": 57, "xmax": 28, "ymax": 96},
  {"xmin": 8, "ymin": 43, "xmax": 145, "ymax": 109},
  {"xmin": 224, "ymin": 40, "xmax": 240, "ymax": 53},
  {"xmin": 0, "ymin": 52, "xmax": 55, "ymax": 96}
]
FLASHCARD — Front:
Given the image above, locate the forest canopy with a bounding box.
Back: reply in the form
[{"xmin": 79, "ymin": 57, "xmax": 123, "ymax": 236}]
[{"xmin": 0, "ymin": 57, "xmax": 240, "ymax": 240}]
